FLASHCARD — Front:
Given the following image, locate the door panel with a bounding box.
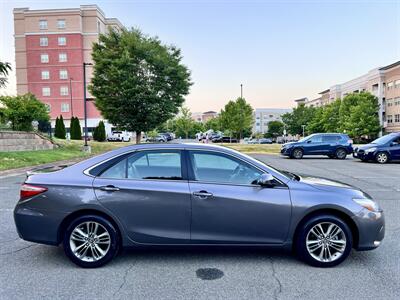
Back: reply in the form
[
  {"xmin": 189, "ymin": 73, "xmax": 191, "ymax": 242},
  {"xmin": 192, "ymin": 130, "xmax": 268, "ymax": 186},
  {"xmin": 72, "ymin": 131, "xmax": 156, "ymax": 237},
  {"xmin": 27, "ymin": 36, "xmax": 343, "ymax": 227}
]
[
  {"xmin": 189, "ymin": 182, "xmax": 291, "ymax": 244},
  {"xmin": 94, "ymin": 178, "xmax": 191, "ymax": 244}
]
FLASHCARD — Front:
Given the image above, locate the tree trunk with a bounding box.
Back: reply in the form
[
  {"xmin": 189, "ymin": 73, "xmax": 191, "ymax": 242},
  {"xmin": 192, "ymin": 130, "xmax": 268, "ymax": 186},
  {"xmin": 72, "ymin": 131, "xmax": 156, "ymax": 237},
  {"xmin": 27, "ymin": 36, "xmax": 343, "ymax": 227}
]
[{"xmin": 136, "ymin": 131, "xmax": 142, "ymax": 144}]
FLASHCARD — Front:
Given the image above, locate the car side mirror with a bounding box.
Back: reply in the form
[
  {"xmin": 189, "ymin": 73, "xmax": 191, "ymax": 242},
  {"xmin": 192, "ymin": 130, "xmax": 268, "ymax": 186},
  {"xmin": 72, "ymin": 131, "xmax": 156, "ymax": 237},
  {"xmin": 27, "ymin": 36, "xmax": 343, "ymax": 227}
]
[{"xmin": 257, "ymin": 173, "xmax": 275, "ymax": 188}]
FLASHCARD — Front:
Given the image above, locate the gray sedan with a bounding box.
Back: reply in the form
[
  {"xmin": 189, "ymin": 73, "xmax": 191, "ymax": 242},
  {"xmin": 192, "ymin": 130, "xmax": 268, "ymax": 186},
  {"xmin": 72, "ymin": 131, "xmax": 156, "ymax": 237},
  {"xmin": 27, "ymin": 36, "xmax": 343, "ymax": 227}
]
[{"xmin": 14, "ymin": 143, "xmax": 384, "ymax": 268}]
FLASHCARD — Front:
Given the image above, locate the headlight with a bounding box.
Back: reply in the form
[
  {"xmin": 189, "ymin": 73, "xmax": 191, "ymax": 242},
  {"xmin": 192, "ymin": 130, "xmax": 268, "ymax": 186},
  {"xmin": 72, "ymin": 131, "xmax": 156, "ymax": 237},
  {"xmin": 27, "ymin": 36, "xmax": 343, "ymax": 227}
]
[
  {"xmin": 353, "ymin": 198, "xmax": 381, "ymax": 212},
  {"xmin": 365, "ymin": 147, "xmax": 377, "ymax": 153}
]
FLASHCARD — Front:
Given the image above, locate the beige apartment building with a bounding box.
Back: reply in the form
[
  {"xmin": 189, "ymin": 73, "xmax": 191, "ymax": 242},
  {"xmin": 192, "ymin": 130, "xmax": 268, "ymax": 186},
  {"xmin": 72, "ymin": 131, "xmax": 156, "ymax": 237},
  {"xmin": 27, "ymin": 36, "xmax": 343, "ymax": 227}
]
[
  {"xmin": 297, "ymin": 61, "xmax": 400, "ymax": 133},
  {"xmin": 13, "ymin": 5, "xmax": 123, "ymax": 134}
]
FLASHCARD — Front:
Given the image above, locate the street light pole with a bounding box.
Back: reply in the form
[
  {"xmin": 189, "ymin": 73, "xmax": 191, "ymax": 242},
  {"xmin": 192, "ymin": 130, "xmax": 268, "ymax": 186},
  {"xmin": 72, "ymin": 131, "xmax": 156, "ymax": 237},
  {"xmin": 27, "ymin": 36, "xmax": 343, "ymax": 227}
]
[
  {"xmin": 302, "ymin": 124, "xmax": 306, "ymax": 138},
  {"xmin": 240, "ymin": 83, "xmax": 243, "ymax": 98},
  {"xmin": 69, "ymin": 77, "xmax": 73, "ymax": 118},
  {"xmin": 83, "ymin": 62, "xmax": 93, "ymax": 152}
]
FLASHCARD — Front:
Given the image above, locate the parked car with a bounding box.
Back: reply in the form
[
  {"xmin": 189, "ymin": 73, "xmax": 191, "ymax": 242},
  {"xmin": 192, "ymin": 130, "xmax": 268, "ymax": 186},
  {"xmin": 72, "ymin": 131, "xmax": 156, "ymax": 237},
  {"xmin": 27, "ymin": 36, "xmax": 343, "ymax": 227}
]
[
  {"xmin": 353, "ymin": 132, "xmax": 400, "ymax": 163},
  {"xmin": 107, "ymin": 131, "xmax": 131, "ymax": 142},
  {"xmin": 159, "ymin": 132, "xmax": 173, "ymax": 141},
  {"xmin": 15, "ymin": 143, "xmax": 384, "ymax": 268},
  {"xmin": 259, "ymin": 138, "xmax": 273, "ymax": 144},
  {"xmin": 212, "ymin": 136, "xmax": 239, "ymax": 143},
  {"xmin": 280, "ymin": 133, "xmax": 353, "ymax": 159},
  {"xmin": 146, "ymin": 134, "xmax": 167, "ymax": 143}
]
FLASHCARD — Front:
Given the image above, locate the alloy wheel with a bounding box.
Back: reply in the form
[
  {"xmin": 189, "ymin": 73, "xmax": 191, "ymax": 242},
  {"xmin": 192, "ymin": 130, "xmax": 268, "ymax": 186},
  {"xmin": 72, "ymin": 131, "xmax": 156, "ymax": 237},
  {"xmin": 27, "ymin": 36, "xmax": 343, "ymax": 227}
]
[
  {"xmin": 306, "ymin": 222, "xmax": 347, "ymax": 263},
  {"xmin": 335, "ymin": 149, "xmax": 346, "ymax": 159},
  {"xmin": 69, "ymin": 221, "xmax": 111, "ymax": 262},
  {"xmin": 293, "ymin": 149, "xmax": 303, "ymax": 159},
  {"xmin": 376, "ymin": 153, "xmax": 388, "ymax": 164}
]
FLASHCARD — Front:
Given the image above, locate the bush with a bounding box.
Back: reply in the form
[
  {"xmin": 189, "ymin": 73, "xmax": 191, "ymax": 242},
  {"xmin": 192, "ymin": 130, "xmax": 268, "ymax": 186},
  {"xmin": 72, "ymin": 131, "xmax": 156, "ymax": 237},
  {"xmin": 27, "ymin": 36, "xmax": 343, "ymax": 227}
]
[
  {"xmin": 93, "ymin": 120, "xmax": 106, "ymax": 142},
  {"xmin": 70, "ymin": 117, "xmax": 82, "ymax": 140},
  {"xmin": 55, "ymin": 115, "xmax": 66, "ymax": 139}
]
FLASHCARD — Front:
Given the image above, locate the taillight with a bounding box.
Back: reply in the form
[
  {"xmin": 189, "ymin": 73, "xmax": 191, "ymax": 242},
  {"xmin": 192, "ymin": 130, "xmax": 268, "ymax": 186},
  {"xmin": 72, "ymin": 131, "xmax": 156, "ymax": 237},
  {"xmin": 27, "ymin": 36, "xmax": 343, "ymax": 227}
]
[{"xmin": 20, "ymin": 184, "xmax": 48, "ymax": 200}]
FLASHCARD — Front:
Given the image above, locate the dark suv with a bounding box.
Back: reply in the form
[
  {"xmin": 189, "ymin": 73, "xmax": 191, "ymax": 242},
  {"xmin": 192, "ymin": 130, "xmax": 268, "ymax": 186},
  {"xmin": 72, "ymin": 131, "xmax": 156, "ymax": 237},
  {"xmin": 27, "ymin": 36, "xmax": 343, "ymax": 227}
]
[
  {"xmin": 353, "ymin": 132, "xmax": 400, "ymax": 163},
  {"xmin": 281, "ymin": 133, "xmax": 353, "ymax": 159}
]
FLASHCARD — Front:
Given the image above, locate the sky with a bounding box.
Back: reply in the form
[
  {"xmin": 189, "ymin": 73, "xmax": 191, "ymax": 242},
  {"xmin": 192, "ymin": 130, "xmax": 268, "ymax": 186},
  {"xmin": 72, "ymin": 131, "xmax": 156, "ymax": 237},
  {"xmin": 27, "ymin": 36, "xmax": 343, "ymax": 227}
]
[{"xmin": 1, "ymin": 0, "xmax": 399, "ymax": 112}]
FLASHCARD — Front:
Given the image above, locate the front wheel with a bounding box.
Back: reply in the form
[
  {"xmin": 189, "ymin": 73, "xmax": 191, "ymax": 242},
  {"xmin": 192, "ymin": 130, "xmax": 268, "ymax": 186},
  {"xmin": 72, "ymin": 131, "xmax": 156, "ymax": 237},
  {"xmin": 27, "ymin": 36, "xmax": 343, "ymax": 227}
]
[
  {"xmin": 375, "ymin": 152, "xmax": 389, "ymax": 164},
  {"xmin": 295, "ymin": 215, "xmax": 352, "ymax": 267},
  {"xmin": 291, "ymin": 148, "xmax": 303, "ymax": 159},
  {"xmin": 63, "ymin": 215, "xmax": 120, "ymax": 268}
]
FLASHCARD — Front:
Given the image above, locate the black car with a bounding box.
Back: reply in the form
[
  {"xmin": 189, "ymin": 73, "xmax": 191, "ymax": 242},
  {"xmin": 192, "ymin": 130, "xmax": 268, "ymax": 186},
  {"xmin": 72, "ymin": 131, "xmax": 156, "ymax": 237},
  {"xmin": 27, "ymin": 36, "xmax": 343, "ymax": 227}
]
[
  {"xmin": 353, "ymin": 132, "xmax": 400, "ymax": 163},
  {"xmin": 212, "ymin": 136, "xmax": 239, "ymax": 143}
]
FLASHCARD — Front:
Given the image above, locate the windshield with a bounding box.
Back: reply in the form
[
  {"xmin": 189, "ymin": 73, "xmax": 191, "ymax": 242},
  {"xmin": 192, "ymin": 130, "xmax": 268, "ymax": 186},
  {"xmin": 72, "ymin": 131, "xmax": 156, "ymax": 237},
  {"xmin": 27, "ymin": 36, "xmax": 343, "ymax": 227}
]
[{"xmin": 370, "ymin": 134, "xmax": 395, "ymax": 145}]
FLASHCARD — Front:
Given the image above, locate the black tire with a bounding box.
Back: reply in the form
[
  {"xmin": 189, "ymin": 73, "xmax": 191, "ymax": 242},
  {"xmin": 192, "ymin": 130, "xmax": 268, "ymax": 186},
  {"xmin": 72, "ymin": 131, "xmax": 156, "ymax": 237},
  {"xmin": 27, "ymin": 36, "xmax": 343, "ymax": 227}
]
[
  {"xmin": 295, "ymin": 214, "xmax": 353, "ymax": 268},
  {"xmin": 375, "ymin": 152, "xmax": 389, "ymax": 164},
  {"xmin": 335, "ymin": 148, "xmax": 347, "ymax": 160},
  {"xmin": 291, "ymin": 148, "xmax": 303, "ymax": 159},
  {"xmin": 63, "ymin": 215, "xmax": 120, "ymax": 268}
]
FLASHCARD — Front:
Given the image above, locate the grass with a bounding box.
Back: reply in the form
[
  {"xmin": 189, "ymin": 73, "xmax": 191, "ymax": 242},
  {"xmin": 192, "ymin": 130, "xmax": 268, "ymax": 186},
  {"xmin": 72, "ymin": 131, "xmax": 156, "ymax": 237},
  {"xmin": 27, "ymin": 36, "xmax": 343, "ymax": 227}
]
[
  {"xmin": 0, "ymin": 139, "xmax": 131, "ymax": 171},
  {"xmin": 221, "ymin": 143, "xmax": 281, "ymax": 154}
]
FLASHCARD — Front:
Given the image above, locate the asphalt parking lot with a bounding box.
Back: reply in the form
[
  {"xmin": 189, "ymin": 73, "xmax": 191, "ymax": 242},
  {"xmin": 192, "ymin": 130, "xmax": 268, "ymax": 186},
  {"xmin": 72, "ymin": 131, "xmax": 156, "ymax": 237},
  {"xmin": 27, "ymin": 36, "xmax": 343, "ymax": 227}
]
[{"xmin": 0, "ymin": 154, "xmax": 399, "ymax": 299}]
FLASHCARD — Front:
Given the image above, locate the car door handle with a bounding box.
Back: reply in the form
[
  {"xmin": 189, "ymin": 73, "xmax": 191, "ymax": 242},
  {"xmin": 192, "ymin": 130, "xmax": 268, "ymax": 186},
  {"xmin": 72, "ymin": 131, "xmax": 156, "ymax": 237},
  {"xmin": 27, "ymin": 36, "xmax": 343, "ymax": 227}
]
[
  {"xmin": 193, "ymin": 191, "xmax": 213, "ymax": 198},
  {"xmin": 99, "ymin": 185, "xmax": 120, "ymax": 192}
]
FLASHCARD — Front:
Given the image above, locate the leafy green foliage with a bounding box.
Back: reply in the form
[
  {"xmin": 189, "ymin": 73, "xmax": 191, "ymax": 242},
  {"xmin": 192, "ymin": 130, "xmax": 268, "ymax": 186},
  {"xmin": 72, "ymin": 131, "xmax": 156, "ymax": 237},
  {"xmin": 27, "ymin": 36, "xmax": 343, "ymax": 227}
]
[
  {"xmin": 282, "ymin": 92, "xmax": 380, "ymax": 140},
  {"xmin": 93, "ymin": 120, "xmax": 106, "ymax": 142},
  {"xmin": 70, "ymin": 117, "xmax": 82, "ymax": 140},
  {"xmin": 0, "ymin": 61, "xmax": 11, "ymax": 88},
  {"xmin": 0, "ymin": 93, "xmax": 49, "ymax": 131},
  {"xmin": 265, "ymin": 120, "xmax": 284, "ymax": 138},
  {"xmin": 174, "ymin": 107, "xmax": 194, "ymax": 139},
  {"xmin": 54, "ymin": 115, "xmax": 66, "ymax": 139},
  {"xmin": 89, "ymin": 28, "xmax": 192, "ymax": 143},
  {"xmin": 220, "ymin": 97, "xmax": 253, "ymax": 139},
  {"xmin": 204, "ymin": 116, "xmax": 222, "ymax": 131}
]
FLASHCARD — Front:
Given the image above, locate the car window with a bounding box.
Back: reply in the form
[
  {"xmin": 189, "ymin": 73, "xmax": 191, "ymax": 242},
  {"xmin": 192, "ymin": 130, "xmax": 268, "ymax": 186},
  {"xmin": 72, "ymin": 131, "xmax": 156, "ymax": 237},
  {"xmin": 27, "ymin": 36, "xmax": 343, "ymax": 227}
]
[
  {"xmin": 127, "ymin": 150, "xmax": 182, "ymax": 180},
  {"xmin": 322, "ymin": 135, "xmax": 340, "ymax": 142},
  {"xmin": 100, "ymin": 158, "xmax": 126, "ymax": 179},
  {"xmin": 100, "ymin": 150, "xmax": 182, "ymax": 180},
  {"xmin": 309, "ymin": 135, "xmax": 322, "ymax": 143},
  {"xmin": 189, "ymin": 151, "xmax": 262, "ymax": 185}
]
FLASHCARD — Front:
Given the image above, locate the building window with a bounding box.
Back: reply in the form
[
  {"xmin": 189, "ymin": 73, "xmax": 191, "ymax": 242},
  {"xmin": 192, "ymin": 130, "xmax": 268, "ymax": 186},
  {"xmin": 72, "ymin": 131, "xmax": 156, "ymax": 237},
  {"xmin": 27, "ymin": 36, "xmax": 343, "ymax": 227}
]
[
  {"xmin": 387, "ymin": 82, "xmax": 394, "ymax": 90},
  {"xmin": 40, "ymin": 37, "xmax": 48, "ymax": 46},
  {"xmin": 395, "ymin": 114, "xmax": 400, "ymax": 123},
  {"xmin": 40, "ymin": 54, "xmax": 49, "ymax": 63},
  {"xmin": 58, "ymin": 37, "xmax": 66, "ymax": 46},
  {"xmin": 387, "ymin": 99, "xmax": 393, "ymax": 107},
  {"xmin": 41, "ymin": 70, "xmax": 50, "ymax": 80},
  {"xmin": 59, "ymin": 53, "xmax": 67, "ymax": 62},
  {"xmin": 61, "ymin": 103, "xmax": 70, "ymax": 113},
  {"xmin": 45, "ymin": 103, "xmax": 51, "ymax": 112},
  {"xmin": 387, "ymin": 115, "xmax": 393, "ymax": 124},
  {"xmin": 39, "ymin": 20, "xmax": 47, "ymax": 30},
  {"xmin": 57, "ymin": 19, "xmax": 66, "ymax": 29},
  {"xmin": 395, "ymin": 80, "xmax": 400, "ymax": 88},
  {"xmin": 60, "ymin": 86, "xmax": 69, "ymax": 96},
  {"xmin": 59, "ymin": 70, "xmax": 68, "ymax": 80},
  {"xmin": 42, "ymin": 87, "xmax": 50, "ymax": 97}
]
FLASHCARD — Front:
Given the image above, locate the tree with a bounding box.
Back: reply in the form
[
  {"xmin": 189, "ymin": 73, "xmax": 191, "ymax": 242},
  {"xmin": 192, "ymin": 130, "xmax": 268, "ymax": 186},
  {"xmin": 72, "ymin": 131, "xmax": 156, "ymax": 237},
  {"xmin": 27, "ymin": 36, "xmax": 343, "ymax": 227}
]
[
  {"xmin": 340, "ymin": 92, "xmax": 380, "ymax": 140},
  {"xmin": 0, "ymin": 62, "xmax": 11, "ymax": 88},
  {"xmin": 307, "ymin": 107, "xmax": 325, "ymax": 134},
  {"xmin": 93, "ymin": 121, "xmax": 106, "ymax": 142},
  {"xmin": 70, "ymin": 117, "xmax": 82, "ymax": 140},
  {"xmin": 54, "ymin": 115, "xmax": 66, "ymax": 139},
  {"xmin": 204, "ymin": 116, "xmax": 222, "ymax": 131},
  {"xmin": 0, "ymin": 93, "xmax": 49, "ymax": 131},
  {"xmin": 265, "ymin": 120, "xmax": 284, "ymax": 138},
  {"xmin": 282, "ymin": 104, "xmax": 316, "ymax": 136},
  {"xmin": 322, "ymin": 99, "xmax": 341, "ymax": 132},
  {"xmin": 220, "ymin": 97, "xmax": 253, "ymax": 139},
  {"xmin": 89, "ymin": 28, "xmax": 192, "ymax": 144},
  {"xmin": 174, "ymin": 106, "xmax": 195, "ymax": 139}
]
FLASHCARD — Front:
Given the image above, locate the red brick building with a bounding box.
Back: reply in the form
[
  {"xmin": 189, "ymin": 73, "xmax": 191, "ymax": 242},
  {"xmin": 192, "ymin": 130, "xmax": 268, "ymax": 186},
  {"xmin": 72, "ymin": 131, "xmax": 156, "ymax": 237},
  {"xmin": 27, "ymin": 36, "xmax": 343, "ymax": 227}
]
[{"xmin": 13, "ymin": 5, "xmax": 123, "ymax": 133}]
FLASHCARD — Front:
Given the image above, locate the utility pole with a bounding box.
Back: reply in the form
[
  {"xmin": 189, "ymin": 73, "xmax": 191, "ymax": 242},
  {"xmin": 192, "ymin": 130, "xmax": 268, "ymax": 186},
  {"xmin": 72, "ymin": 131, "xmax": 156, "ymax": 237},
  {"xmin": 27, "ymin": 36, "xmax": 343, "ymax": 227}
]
[
  {"xmin": 83, "ymin": 62, "xmax": 93, "ymax": 152},
  {"xmin": 69, "ymin": 78, "xmax": 74, "ymax": 117}
]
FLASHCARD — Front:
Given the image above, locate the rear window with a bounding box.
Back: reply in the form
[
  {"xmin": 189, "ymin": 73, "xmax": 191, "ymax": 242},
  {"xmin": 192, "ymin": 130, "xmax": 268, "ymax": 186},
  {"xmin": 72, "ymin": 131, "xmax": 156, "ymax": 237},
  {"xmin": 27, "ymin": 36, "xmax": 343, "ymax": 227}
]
[{"xmin": 322, "ymin": 135, "xmax": 341, "ymax": 142}]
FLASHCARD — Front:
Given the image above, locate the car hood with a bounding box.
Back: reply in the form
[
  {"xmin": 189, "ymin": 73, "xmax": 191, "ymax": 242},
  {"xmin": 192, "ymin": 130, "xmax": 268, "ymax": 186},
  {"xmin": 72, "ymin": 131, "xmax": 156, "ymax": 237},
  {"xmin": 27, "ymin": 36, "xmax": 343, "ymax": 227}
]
[
  {"xmin": 300, "ymin": 175, "xmax": 355, "ymax": 189},
  {"xmin": 356, "ymin": 143, "xmax": 378, "ymax": 151},
  {"xmin": 282, "ymin": 142, "xmax": 298, "ymax": 147}
]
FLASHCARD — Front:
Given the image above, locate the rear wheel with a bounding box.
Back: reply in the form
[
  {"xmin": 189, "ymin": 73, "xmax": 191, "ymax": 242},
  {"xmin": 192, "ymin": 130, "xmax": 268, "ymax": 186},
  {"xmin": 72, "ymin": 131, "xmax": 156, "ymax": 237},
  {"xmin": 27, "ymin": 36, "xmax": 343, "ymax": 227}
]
[
  {"xmin": 296, "ymin": 215, "xmax": 352, "ymax": 267},
  {"xmin": 63, "ymin": 215, "xmax": 120, "ymax": 268},
  {"xmin": 335, "ymin": 148, "xmax": 347, "ymax": 159},
  {"xmin": 291, "ymin": 148, "xmax": 303, "ymax": 159},
  {"xmin": 375, "ymin": 152, "xmax": 389, "ymax": 164}
]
